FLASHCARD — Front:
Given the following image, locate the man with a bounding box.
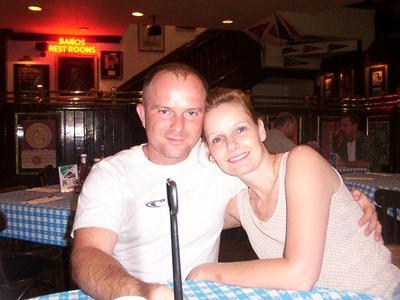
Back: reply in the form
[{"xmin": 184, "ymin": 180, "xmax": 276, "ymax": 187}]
[
  {"xmin": 71, "ymin": 63, "xmax": 380, "ymax": 300},
  {"xmin": 335, "ymin": 113, "xmax": 370, "ymax": 168},
  {"xmin": 265, "ymin": 112, "xmax": 318, "ymax": 153}
]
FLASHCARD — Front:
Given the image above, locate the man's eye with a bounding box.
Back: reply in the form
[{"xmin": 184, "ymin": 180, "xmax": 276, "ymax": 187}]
[
  {"xmin": 159, "ymin": 109, "xmax": 169, "ymax": 114},
  {"xmin": 186, "ymin": 111, "xmax": 198, "ymax": 117}
]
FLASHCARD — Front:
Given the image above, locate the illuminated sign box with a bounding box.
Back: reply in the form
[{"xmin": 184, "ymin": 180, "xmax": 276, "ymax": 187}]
[{"xmin": 48, "ymin": 38, "xmax": 96, "ymax": 55}]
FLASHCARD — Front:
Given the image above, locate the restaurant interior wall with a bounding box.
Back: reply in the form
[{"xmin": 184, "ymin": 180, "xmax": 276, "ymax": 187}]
[{"xmin": 6, "ymin": 25, "xmax": 205, "ymax": 94}]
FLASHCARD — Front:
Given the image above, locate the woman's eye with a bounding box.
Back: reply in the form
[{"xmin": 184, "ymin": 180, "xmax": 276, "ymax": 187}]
[
  {"xmin": 212, "ymin": 137, "xmax": 221, "ymax": 144},
  {"xmin": 236, "ymin": 126, "xmax": 246, "ymax": 134}
]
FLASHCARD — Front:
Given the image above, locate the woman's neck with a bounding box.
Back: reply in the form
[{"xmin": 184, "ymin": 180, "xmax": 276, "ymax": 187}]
[{"xmin": 241, "ymin": 152, "xmax": 278, "ymax": 198}]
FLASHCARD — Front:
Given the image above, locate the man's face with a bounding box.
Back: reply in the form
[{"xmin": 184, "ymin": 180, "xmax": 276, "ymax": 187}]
[
  {"xmin": 286, "ymin": 120, "xmax": 297, "ymax": 139},
  {"xmin": 136, "ymin": 71, "xmax": 206, "ymax": 165},
  {"xmin": 340, "ymin": 117, "xmax": 357, "ymax": 139}
]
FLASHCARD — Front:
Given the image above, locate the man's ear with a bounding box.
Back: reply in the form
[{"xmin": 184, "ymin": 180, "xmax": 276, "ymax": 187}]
[
  {"xmin": 136, "ymin": 103, "xmax": 146, "ymax": 128},
  {"xmin": 258, "ymin": 118, "xmax": 267, "ymax": 142}
]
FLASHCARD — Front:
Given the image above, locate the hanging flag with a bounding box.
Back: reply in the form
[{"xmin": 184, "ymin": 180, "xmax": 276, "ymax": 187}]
[
  {"xmin": 328, "ymin": 43, "xmax": 348, "ymax": 52},
  {"xmin": 303, "ymin": 45, "xmax": 322, "ymax": 53},
  {"xmin": 248, "ymin": 22, "xmax": 270, "ymax": 38}
]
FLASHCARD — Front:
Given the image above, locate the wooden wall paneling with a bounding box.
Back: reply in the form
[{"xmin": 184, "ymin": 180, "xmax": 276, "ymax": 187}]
[
  {"xmin": 94, "ymin": 109, "xmax": 106, "ymax": 158},
  {"xmin": 85, "ymin": 109, "xmax": 95, "ymax": 162}
]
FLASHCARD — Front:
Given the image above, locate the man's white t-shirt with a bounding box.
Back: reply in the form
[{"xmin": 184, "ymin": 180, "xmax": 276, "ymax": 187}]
[
  {"xmin": 347, "ymin": 140, "xmax": 356, "ymax": 161},
  {"xmin": 72, "ymin": 141, "xmax": 244, "ymax": 283}
]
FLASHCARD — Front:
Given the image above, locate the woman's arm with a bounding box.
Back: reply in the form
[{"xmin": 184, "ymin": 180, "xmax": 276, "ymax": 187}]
[
  {"xmin": 223, "ymin": 197, "xmax": 241, "ymax": 229},
  {"xmin": 188, "ymin": 146, "xmax": 337, "ymax": 291}
]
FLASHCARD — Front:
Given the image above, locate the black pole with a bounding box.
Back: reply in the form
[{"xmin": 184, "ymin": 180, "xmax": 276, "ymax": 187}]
[{"xmin": 166, "ymin": 179, "xmax": 183, "ymax": 300}]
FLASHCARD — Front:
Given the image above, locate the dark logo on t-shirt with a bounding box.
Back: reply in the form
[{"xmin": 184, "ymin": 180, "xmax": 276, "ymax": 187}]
[{"xmin": 146, "ymin": 199, "xmax": 166, "ymax": 208}]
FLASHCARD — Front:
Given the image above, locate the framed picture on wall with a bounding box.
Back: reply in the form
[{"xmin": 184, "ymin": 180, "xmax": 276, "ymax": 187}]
[
  {"xmin": 58, "ymin": 57, "xmax": 95, "ymax": 92},
  {"xmin": 368, "ymin": 65, "xmax": 387, "ymax": 97},
  {"xmin": 15, "ymin": 113, "xmax": 60, "ymax": 174},
  {"xmin": 13, "ymin": 64, "xmax": 49, "ymax": 99},
  {"xmin": 138, "ymin": 24, "xmax": 165, "ymax": 51},
  {"xmin": 101, "ymin": 51, "xmax": 123, "ymax": 79},
  {"xmin": 322, "ymin": 73, "xmax": 334, "ymax": 100}
]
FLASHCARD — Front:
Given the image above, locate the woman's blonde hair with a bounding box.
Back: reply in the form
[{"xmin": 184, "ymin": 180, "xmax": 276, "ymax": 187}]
[{"xmin": 206, "ymin": 87, "xmax": 259, "ymax": 124}]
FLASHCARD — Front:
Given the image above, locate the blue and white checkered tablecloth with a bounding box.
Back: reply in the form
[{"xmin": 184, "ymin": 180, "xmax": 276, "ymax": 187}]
[
  {"xmin": 0, "ymin": 185, "xmax": 77, "ymax": 246},
  {"xmin": 337, "ymin": 167, "xmax": 369, "ymax": 174},
  {"xmin": 343, "ymin": 172, "xmax": 400, "ymax": 220},
  {"xmin": 343, "ymin": 172, "xmax": 400, "ymax": 201},
  {"xmin": 28, "ymin": 280, "xmax": 380, "ymax": 299}
]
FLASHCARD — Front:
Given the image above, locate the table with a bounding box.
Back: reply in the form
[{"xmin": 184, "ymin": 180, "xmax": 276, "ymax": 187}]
[
  {"xmin": 343, "ymin": 172, "xmax": 400, "ymax": 219},
  {"xmin": 28, "ymin": 280, "xmax": 380, "ymax": 299},
  {"xmin": 0, "ymin": 185, "xmax": 77, "ymax": 246},
  {"xmin": 337, "ymin": 167, "xmax": 369, "ymax": 174},
  {"xmin": 342, "ymin": 172, "xmax": 400, "ymax": 201}
]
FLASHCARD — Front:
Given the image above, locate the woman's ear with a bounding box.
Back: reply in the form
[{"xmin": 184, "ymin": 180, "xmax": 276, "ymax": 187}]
[{"xmin": 257, "ymin": 118, "xmax": 267, "ymax": 142}]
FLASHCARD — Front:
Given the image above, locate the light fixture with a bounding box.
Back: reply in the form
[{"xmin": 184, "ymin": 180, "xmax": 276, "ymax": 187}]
[
  {"xmin": 79, "ymin": 27, "xmax": 89, "ymax": 32},
  {"xmin": 222, "ymin": 19, "xmax": 234, "ymax": 24},
  {"xmin": 132, "ymin": 11, "xmax": 144, "ymax": 17},
  {"xmin": 28, "ymin": 5, "xmax": 42, "ymax": 12}
]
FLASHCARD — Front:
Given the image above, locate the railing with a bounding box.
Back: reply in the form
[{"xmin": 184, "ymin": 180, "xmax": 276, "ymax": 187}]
[{"xmin": 1, "ymin": 89, "xmax": 143, "ymax": 104}]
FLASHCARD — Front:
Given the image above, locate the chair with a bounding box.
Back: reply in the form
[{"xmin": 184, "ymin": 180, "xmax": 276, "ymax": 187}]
[
  {"xmin": 38, "ymin": 165, "xmax": 59, "ymax": 187},
  {"xmin": 375, "ymin": 189, "xmax": 400, "ymax": 244},
  {"xmin": 375, "ymin": 189, "xmax": 400, "ymax": 268},
  {"xmin": 0, "ymin": 212, "xmax": 64, "ymax": 299}
]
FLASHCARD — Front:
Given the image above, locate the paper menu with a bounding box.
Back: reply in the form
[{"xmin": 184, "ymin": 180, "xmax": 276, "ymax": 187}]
[{"xmin": 58, "ymin": 164, "xmax": 78, "ymax": 193}]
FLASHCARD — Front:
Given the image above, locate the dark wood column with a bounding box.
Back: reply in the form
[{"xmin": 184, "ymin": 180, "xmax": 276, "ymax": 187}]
[{"xmin": 0, "ymin": 29, "xmax": 13, "ymax": 96}]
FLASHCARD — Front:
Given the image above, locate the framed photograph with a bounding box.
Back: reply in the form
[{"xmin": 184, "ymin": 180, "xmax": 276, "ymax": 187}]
[
  {"xmin": 15, "ymin": 113, "xmax": 60, "ymax": 174},
  {"xmin": 101, "ymin": 51, "xmax": 123, "ymax": 79},
  {"xmin": 13, "ymin": 64, "xmax": 49, "ymax": 99},
  {"xmin": 322, "ymin": 73, "xmax": 334, "ymax": 99},
  {"xmin": 58, "ymin": 57, "xmax": 95, "ymax": 92},
  {"xmin": 138, "ymin": 24, "xmax": 165, "ymax": 51},
  {"xmin": 368, "ymin": 65, "xmax": 387, "ymax": 97},
  {"xmin": 317, "ymin": 116, "xmax": 341, "ymax": 160}
]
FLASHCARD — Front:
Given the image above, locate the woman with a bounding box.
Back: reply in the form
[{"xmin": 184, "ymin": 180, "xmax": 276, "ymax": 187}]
[{"xmin": 187, "ymin": 88, "xmax": 400, "ymax": 299}]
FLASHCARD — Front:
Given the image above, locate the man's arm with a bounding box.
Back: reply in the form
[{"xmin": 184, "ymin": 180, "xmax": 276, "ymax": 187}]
[
  {"xmin": 71, "ymin": 227, "xmax": 173, "ymax": 300},
  {"xmin": 351, "ymin": 189, "xmax": 383, "ymax": 242}
]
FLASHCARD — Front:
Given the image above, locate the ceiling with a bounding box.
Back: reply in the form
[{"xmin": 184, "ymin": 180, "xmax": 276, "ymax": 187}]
[{"xmin": 0, "ymin": 0, "xmax": 364, "ymax": 37}]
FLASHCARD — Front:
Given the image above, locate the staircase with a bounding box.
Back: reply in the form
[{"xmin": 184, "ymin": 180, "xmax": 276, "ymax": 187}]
[{"xmin": 118, "ymin": 29, "xmax": 262, "ymax": 92}]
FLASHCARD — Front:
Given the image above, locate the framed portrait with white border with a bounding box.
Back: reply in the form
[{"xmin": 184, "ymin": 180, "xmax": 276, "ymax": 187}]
[{"xmin": 138, "ymin": 24, "xmax": 165, "ymax": 51}]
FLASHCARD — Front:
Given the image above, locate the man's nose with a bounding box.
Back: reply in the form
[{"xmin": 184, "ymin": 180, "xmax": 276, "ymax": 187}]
[{"xmin": 171, "ymin": 115, "xmax": 184, "ymax": 132}]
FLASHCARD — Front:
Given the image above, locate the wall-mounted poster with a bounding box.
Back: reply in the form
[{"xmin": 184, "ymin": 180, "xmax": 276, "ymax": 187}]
[
  {"xmin": 15, "ymin": 113, "xmax": 60, "ymax": 174},
  {"xmin": 58, "ymin": 57, "xmax": 95, "ymax": 92},
  {"xmin": 321, "ymin": 73, "xmax": 334, "ymax": 100},
  {"xmin": 138, "ymin": 24, "xmax": 165, "ymax": 51},
  {"xmin": 101, "ymin": 51, "xmax": 123, "ymax": 79},
  {"xmin": 368, "ymin": 65, "xmax": 387, "ymax": 97},
  {"xmin": 13, "ymin": 64, "xmax": 49, "ymax": 99}
]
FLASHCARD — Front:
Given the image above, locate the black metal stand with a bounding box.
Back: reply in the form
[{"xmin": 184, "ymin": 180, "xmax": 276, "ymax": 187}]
[{"xmin": 166, "ymin": 179, "xmax": 183, "ymax": 300}]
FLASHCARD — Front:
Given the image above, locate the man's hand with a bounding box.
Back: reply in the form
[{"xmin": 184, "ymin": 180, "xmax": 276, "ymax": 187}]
[
  {"xmin": 145, "ymin": 283, "xmax": 174, "ymax": 300},
  {"xmin": 351, "ymin": 189, "xmax": 383, "ymax": 242}
]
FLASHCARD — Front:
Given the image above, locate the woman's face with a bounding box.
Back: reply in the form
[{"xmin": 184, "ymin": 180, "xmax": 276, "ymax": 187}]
[{"xmin": 203, "ymin": 101, "xmax": 266, "ymax": 176}]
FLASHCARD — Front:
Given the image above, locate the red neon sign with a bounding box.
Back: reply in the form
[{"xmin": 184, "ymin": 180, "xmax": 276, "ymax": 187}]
[{"xmin": 48, "ymin": 38, "xmax": 96, "ymax": 55}]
